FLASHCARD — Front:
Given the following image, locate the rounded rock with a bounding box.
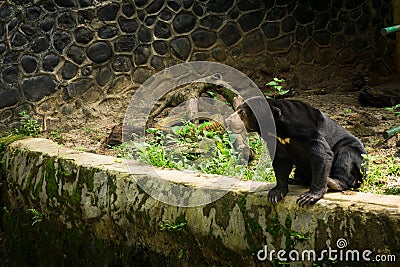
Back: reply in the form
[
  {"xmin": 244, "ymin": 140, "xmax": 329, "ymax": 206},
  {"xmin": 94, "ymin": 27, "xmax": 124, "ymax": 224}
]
[
  {"xmin": 171, "ymin": 37, "xmax": 191, "ymax": 60},
  {"xmin": 67, "ymin": 45, "xmax": 86, "ymax": 65},
  {"xmin": 145, "ymin": 16, "xmax": 157, "ymax": 26},
  {"xmin": 243, "ymin": 31, "xmax": 265, "ymax": 55},
  {"xmin": 239, "ymin": 10, "xmax": 265, "ymax": 32},
  {"xmin": 282, "ymin": 16, "xmax": 296, "ymax": 33},
  {"xmin": 22, "ymin": 75, "xmax": 57, "ymax": 102},
  {"xmin": 122, "ymin": 2, "xmax": 135, "ymax": 17},
  {"xmin": 62, "ymin": 61, "xmax": 78, "ymax": 80},
  {"xmin": 0, "ymin": 89, "xmax": 19, "ymax": 108},
  {"xmin": 98, "ymin": 25, "xmax": 119, "ymax": 39},
  {"xmin": 154, "ymin": 21, "xmax": 171, "ymax": 39},
  {"xmin": 153, "ymin": 41, "xmax": 168, "ymax": 55},
  {"xmin": 0, "ymin": 43, "xmax": 6, "ymax": 54},
  {"xmin": 21, "ymin": 55, "xmax": 38, "ymax": 73},
  {"xmin": 237, "ymin": 0, "xmax": 263, "ymax": 11},
  {"xmin": 55, "ymin": 0, "xmax": 75, "ymax": 7},
  {"xmin": 31, "ymin": 36, "xmax": 50, "ymax": 53},
  {"xmin": 74, "ymin": 27, "xmax": 94, "ymax": 44},
  {"xmin": 206, "ymin": 0, "xmax": 233, "ymax": 12},
  {"xmin": 40, "ymin": 16, "xmax": 55, "ymax": 32},
  {"xmin": 135, "ymin": 0, "xmax": 147, "ymax": 7},
  {"xmin": 211, "ymin": 47, "xmax": 227, "ymax": 61},
  {"xmin": 193, "ymin": 4, "xmax": 205, "ymax": 16},
  {"xmin": 118, "ymin": 17, "xmax": 139, "ymax": 33},
  {"xmin": 150, "ymin": 56, "xmax": 165, "ymax": 71},
  {"xmin": 80, "ymin": 0, "xmax": 92, "ymax": 7},
  {"xmin": 26, "ymin": 6, "xmax": 41, "ymax": 20},
  {"xmin": 42, "ymin": 54, "xmax": 60, "ymax": 71},
  {"xmin": 293, "ymin": 6, "xmax": 315, "ymax": 24},
  {"xmin": 2, "ymin": 65, "xmax": 19, "ymax": 84},
  {"xmin": 146, "ymin": 0, "xmax": 164, "ymax": 14},
  {"xmin": 191, "ymin": 30, "xmax": 217, "ymax": 48},
  {"xmin": 57, "ymin": 12, "xmax": 76, "ymax": 29},
  {"xmin": 87, "ymin": 42, "xmax": 112, "ymax": 63},
  {"xmin": 98, "ymin": 3, "xmax": 119, "ymax": 21},
  {"xmin": 219, "ymin": 23, "xmax": 241, "ymax": 46},
  {"xmin": 262, "ymin": 22, "xmax": 280, "ymax": 39},
  {"xmin": 134, "ymin": 45, "xmax": 150, "ymax": 65},
  {"xmin": 112, "ymin": 56, "xmax": 132, "ymax": 72},
  {"xmin": 96, "ymin": 66, "xmax": 112, "ymax": 86},
  {"xmin": 160, "ymin": 9, "xmax": 173, "ymax": 21},
  {"xmin": 201, "ymin": 15, "xmax": 223, "ymax": 30},
  {"xmin": 0, "ymin": 5, "xmax": 13, "ymax": 20},
  {"xmin": 167, "ymin": 0, "xmax": 181, "ymax": 11},
  {"xmin": 53, "ymin": 31, "xmax": 71, "ymax": 52},
  {"xmin": 21, "ymin": 24, "xmax": 36, "ymax": 37},
  {"xmin": 138, "ymin": 27, "xmax": 152, "ymax": 43},
  {"xmin": 114, "ymin": 36, "xmax": 137, "ymax": 52},
  {"xmin": 11, "ymin": 32, "xmax": 27, "ymax": 47},
  {"xmin": 173, "ymin": 13, "xmax": 196, "ymax": 34}
]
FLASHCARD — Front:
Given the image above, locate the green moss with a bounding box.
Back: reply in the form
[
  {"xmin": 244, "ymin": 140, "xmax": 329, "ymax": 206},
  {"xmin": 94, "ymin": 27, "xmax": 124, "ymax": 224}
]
[
  {"xmin": 266, "ymin": 215, "xmax": 309, "ymax": 250},
  {"xmin": 44, "ymin": 158, "xmax": 59, "ymax": 200},
  {"xmin": 71, "ymin": 185, "xmax": 82, "ymax": 206},
  {"xmin": 0, "ymin": 135, "xmax": 27, "ymax": 147}
]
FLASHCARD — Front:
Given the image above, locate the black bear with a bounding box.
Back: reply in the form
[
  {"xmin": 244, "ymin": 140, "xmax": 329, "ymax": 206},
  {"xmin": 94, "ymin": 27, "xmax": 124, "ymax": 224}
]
[{"xmin": 225, "ymin": 96, "xmax": 367, "ymax": 206}]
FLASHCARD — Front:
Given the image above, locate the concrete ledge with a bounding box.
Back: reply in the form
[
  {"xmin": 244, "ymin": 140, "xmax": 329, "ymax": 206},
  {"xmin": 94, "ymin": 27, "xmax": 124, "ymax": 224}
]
[{"xmin": 1, "ymin": 138, "xmax": 399, "ymax": 266}]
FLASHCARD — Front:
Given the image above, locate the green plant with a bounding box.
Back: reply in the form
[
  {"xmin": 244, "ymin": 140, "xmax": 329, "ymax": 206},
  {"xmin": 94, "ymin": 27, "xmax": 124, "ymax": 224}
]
[
  {"xmin": 50, "ymin": 129, "xmax": 63, "ymax": 141},
  {"xmin": 359, "ymin": 154, "xmax": 400, "ymax": 195},
  {"xmin": 264, "ymin": 78, "xmax": 289, "ymax": 98},
  {"xmin": 160, "ymin": 221, "xmax": 187, "ymax": 232},
  {"xmin": 14, "ymin": 111, "xmax": 40, "ymax": 137},
  {"xmin": 385, "ymin": 104, "xmax": 400, "ymax": 116},
  {"xmin": 178, "ymin": 248, "xmax": 185, "ymax": 259},
  {"xmin": 27, "ymin": 208, "xmax": 44, "ymax": 226},
  {"xmin": 115, "ymin": 121, "xmax": 275, "ymax": 182}
]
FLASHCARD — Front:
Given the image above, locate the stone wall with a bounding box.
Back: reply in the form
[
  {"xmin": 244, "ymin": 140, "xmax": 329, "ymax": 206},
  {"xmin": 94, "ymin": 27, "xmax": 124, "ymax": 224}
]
[
  {"xmin": 1, "ymin": 138, "xmax": 399, "ymax": 266},
  {"xmin": 0, "ymin": 0, "xmax": 395, "ymax": 131}
]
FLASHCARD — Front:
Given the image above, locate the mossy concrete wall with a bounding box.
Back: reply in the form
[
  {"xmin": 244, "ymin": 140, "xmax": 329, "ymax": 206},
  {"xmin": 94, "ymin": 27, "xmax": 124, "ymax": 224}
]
[{"xmin": 1, "ymin": 138, "xmax": 399, "ymax": 266}]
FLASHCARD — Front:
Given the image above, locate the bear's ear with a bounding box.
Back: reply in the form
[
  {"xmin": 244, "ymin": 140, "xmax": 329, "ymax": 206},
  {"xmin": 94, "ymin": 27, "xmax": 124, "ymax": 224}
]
[{"xmin": 270, "ymin": 105, "xmax": 281, "ymax": 117}]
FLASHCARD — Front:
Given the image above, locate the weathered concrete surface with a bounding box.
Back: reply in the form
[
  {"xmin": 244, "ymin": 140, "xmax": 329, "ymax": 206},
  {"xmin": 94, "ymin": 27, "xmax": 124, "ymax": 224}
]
[{"xmin": 1, "ymin": 138, "xmax": 399, "ymax": 266}]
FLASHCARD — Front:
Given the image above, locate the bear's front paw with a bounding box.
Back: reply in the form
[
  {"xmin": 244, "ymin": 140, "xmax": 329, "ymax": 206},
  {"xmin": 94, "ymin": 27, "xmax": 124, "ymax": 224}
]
[
  {"xmin": 268, "ymin": 186, "xmax": 288, "ymax": 203},
  {"xmin": 296, "ymin": 190, "xmax": 324, "ymax": 207}
]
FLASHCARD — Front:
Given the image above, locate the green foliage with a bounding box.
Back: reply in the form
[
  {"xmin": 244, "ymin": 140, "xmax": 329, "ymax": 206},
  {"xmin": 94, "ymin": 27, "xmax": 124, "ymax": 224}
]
[
  {"xmin": 178, "ymin": 248, "xmax": 185, "ymax": 260},
  {"xmin": 385, "ymin": 104, "xmax": 400, "ymax": 116},
  {"xmin": 264, "ymin": 78, "xmax": 289, "ymax": 98},
  {"xmin": 115, "ymin": 121, "xmax": 275, "ymax": 181},
  {"xmin": 14, "ymin": 111, "xmax": 40, "ymax": 137},
  {"xmin": 359, "ymin": 154, "xmax": 400, "ymax": 195},
  {"xmin": 50, "ymin": 129, "xmax": 63, "ymax": 141},
  {"xmin": 160, "ymin": 221, "xmax": 187, "ymax": 232},
  {"xmin": 27, "ymin": 208, "xmax": 44, "ymax": 226}
]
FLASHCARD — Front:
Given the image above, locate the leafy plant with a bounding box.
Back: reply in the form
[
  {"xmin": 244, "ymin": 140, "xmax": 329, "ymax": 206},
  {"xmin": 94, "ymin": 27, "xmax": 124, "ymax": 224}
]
[
  {"xmin": 27, "ymin": 208, "xmax": 44, "ymax": 226},
  {"xmin": 115, "ymin": 121, "xmax": 275, "ymax": 181},
  {"xmin": 385, "ymin": 104, "xmax": 400, "ymax": 116},
  {"xmin": 359, "ymin": 154, "xmax": 400, "ymax": 195},
  {"xmin": 14, "ymin": 111, "xmax": 40, "ymax": 137},
  {"xmin": 178, "ymin": 248, "xmax": 185, "ymax": 259},
  {"xmin": 160, "ymin": 221, "xmax": 187, "ymax": 232},
  {"xmin": 50, "ymin": 129, "xmax": 63, "ymax": 141},
  {"xmin": 264, "ymin": 78, "xmax": 289, "ymax": 98}
]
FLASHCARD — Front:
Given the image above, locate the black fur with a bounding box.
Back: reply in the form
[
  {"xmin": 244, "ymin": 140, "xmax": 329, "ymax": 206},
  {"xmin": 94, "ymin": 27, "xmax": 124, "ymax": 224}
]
[{"xmin": 235, "ymin": 97, "xmax": 367, "ymax": 206}]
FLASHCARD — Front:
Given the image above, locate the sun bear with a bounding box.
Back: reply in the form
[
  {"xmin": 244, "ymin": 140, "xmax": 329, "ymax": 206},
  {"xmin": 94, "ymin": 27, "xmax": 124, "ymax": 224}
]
[{"xmin": 225, "ymin": 96, "xmax": 367, "ymax": 206}]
